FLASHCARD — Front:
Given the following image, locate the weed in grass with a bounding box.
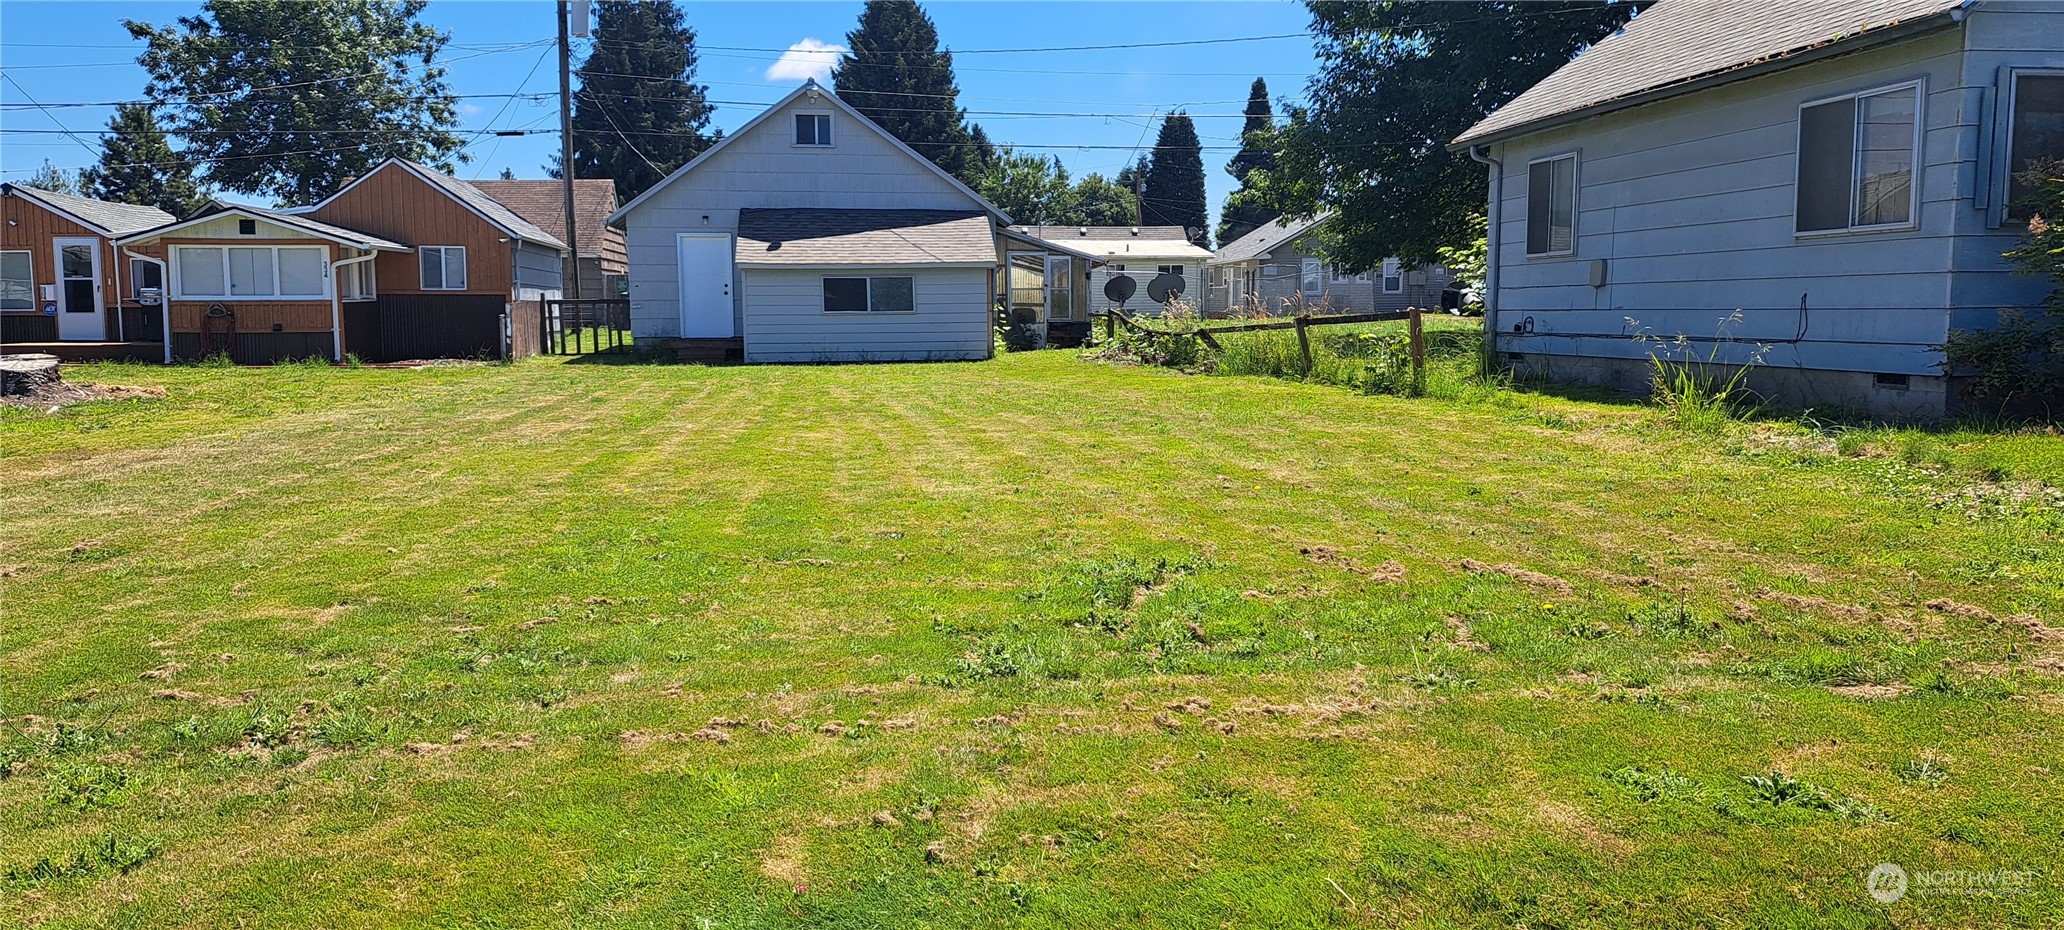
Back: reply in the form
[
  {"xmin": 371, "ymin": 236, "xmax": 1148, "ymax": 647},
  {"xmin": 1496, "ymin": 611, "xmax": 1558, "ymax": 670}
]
[
  {"xmin": 1766, "ymin": 650, "xmax": 1868, "ymax": 686},
  {"xmin": 1398, "ymin": 654, "xmax": 1477, "ymax": 691},
  {"xmin": 1628, "ymin": 601, "xmax": 1717, "ymax": 639},
  {"xmin": 1740, "ymin": 771, "xmax": 1885, "ymax": 822},
  {"xmin": 5, "ymin": 832, "xmax": 160, "ymax": 886},
  {"xmin": 1632, "ymin": 313, "xmax": 1768, "ymax": 432},
  {"xmin": 240, "ymin": 699, "xmax": 294, "ymax": 749},
  {"xmin": 312, "ymin": 709, "xmax": 386, "ymax": 748},
  {"xmin": 44, "ymin": 761, "xmax": 130, "ymax": 810},
  {"xmin": 1603, "ymin": 765, "xmax": 1705, "ymax": 803},
  {"xmin": 1895, "ymin": 756, "xmax": 1951, "ymax": 786},
  {"xmin": 935, "ymin": 640, "xmax": 1021, "ymax": 687}
]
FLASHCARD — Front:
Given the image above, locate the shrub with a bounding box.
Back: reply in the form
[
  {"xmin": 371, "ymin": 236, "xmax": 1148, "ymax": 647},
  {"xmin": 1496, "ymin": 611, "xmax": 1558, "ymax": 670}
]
[{"xmin": 1944, "ymin": 159, "xmax": 2064, "ymax": 404}]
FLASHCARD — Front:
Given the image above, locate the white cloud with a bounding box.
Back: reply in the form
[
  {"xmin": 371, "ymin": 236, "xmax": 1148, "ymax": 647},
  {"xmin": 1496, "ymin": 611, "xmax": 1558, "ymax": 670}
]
[{"xmin": 764, "ymin": 38, "xmax": 845, "ymax": 84}]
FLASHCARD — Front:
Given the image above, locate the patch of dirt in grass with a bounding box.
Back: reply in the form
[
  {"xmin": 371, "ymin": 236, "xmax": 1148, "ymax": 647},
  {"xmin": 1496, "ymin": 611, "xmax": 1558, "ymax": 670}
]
[
  {"xmin": 1757, "ymin": 588, "xmax": 1874, "ymax": 623},
  {"xmin": 1458, "ymin": 559, "xmax": 1574, "ymax": 596},
  {"xmin": 1829, "ymin": 684, "xmax": 1910, "ymax": 700},
  {"xmin": 1444, "ymin": 615, "xmax": 1490, "ymax": 652},
  {"xmin": 0, "ymin": 380, "xmax": 164, "ymax": 410},
  {"xmin": 1925, "ymin": 598, "xmax": 1996, "ymax": 621},
  {"xmin": 1300, "ymin": 545, "xmax": 1405, "ymax": 582},
  {"xmin": 1593, "ymin": 570, "xmax": 1663, "ymax": 589},
  {"xmin": 759, "ymin": 833, "xmax": 808, "ymax": 886},
  {"xmin": 2004, "ymin": 614, "xmax": 2063, "ymax": 642},
  {"xmin": 1531, "ymin": 800, "xmax": 1634, "ymax": 858},
  {"xmin": 138, "ymin": 661, "xmax": 187, "ymax": 681}
]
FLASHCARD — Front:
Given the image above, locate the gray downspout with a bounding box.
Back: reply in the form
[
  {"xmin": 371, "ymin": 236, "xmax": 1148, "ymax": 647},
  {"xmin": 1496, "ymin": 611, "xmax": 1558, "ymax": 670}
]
[{"xmin": 1467, "ymin": 144, "xmax": 1502, "ymax": 358}]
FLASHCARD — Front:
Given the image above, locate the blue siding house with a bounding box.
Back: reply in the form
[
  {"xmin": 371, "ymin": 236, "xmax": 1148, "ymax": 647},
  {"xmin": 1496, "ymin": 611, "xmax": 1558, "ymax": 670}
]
[{"xmin": 1452, "ymin": 0, "xmax": 2063, "ymax": 418}]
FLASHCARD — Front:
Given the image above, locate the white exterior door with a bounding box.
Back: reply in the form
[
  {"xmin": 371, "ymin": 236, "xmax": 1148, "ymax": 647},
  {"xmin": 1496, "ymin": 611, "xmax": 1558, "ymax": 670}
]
[
  {"xmin": 676, "ymin": 233, "xmax": 733, "ymax": 338},
  {"xmin": 54, "ymin": 237, "xmax": 104, "ymax": 341}
]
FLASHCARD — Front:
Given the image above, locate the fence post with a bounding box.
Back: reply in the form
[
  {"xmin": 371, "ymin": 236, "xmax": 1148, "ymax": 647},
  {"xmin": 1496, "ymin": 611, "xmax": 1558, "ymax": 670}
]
[
  {"xmin": 1294, "ymin": 313, "xmax": 1312, "ymax": 374},
  {"xmin": 1408, "ymin": 305, "xmax": 1426, "ymax": 391}
]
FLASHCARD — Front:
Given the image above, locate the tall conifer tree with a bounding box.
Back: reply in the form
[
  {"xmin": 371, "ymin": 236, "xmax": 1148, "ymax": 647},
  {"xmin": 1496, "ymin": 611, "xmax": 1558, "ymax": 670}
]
[
  {"xmin": 80, "ymin": 104, "xmax": 205, "ymax": 216},
  {"xmin": 832, "ymin": 1, "xmax": 979, "ymax": 185},
  {"xmin": 1141, "ymin": 114, "xmax": 1208, "ymax": 247},
  {"xmin": 1216, "ymin": 78, "xmax": 1280, "ymax": 245},
  {"xmin": 568, "ymin": 0, "xmax": 717, "ymax": 201}
]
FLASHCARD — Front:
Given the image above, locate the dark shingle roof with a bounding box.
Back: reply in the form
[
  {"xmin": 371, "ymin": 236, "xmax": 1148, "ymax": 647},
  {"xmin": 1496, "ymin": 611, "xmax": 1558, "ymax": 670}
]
[
  {"xmin": 3, "ymin": 184, "xmax": 174, "ymax": 236},
  {"xmin": 736, "ymin": 209, "xmax": 995, "ymax": 266},
  {"xmin": 466, "ymin": 179, "xmax": 620, "ymax": 259},
  {"xmin": 1453, "ymin": 0, "xmax": 1965, "ymax": 147},
  {"xmin": 400, "ymin": 161, "xmax": 568, "ymax": 251},
  {"xmin": 1210, "ymin": 213, "xmax": 1329, "ymax": 264}
]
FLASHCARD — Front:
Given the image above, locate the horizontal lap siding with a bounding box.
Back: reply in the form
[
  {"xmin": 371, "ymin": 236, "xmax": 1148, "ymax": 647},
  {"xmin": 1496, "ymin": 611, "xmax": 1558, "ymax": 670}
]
[
  {"xmin": 170, "ymin": 300, "xmax": 332, "ymax": 332},
  {"xmin": 1491, "ymin": 28, "xmax": 1987, "ymax": 375},
  {"xmin": 1952, "ymin": 4, "xmax": 2064, "ymax": 316},
  {"xmin": 742, "ymin": 267, "xmax": 989, "ymax": 362}
]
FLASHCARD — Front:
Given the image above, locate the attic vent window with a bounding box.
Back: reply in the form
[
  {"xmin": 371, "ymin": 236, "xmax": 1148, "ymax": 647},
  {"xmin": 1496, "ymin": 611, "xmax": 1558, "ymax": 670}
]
[
  {"xmin": 237, "ymin": 219, "xmax": 257, "ymax": 236},
  {"xmin": 794, "ymin": 113, "xmax": 831, "ymax": 147}
]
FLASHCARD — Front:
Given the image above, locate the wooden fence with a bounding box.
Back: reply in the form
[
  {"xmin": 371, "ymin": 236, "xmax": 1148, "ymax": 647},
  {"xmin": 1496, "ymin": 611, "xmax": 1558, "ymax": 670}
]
[
  {"xmin": 1105, "ymin": 306, "xmax": 1427, "ymax": 380},
  {"xmin": 541, "ymin": 298, "xmax": 632, "ymax": 356}
]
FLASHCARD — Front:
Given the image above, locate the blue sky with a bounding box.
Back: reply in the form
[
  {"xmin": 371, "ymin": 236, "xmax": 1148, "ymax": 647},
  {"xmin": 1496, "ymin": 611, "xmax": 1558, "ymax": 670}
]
[{"xmin": 0, "ymin": 1, "xmax": 1319, "ymax": 225}]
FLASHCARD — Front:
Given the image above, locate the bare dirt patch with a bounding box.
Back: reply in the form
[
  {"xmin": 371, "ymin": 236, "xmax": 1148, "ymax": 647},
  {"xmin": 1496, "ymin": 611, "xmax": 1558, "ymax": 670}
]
[
  {"xmin": 1924, "ymin": 598, "xmax": 1996, "ymax": 621},
  {"xmin": 1459, "ymin": 559, "xmax": 1574, "ymax": 596},
  {"xmin": 1757, "ymin": 589, "xmax": 1872, "ymax": 622},
  {"xmin": 1302, "ymin": 546, "xmax": 1406, "ymax": 582},
  {"xmin": 1828, "ymin": 684, "xmax": 1910, "ymax": 700},
  {"xmin": 0, "ymin": 380, "xmax": 164, "ymax": 410},
  {"xmin": 1445, "ymin": 615, "xmax": 1490, "ymax": 652}
]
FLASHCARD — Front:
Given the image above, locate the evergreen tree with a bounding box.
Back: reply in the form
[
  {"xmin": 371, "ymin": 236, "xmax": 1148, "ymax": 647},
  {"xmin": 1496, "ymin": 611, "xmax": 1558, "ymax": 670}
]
[
  {"xmin": 832, "ymin": 0, "xmax": 978, "ymax": 185},
  {"xmin": 21, "ymin": 159, "xmax": 78, "ymax": 196},
  {"xmin": 569, "ymin": 0, "xmax": 717, "ymax": 201},
  {"xmin": 499, "ymin": 167, "xmax": 516, "ymax": 180},
  {"xmin": 1141, "ymin": 114, "xmax": 1208, "ymax": 247},
  {"xmin": 1216, "ymin": 78, "xmax": 1280, "ymax": 245},
  {"xmin": 126, "ymin": 0, "xmax": 465, "ymax": 204},
  {"xmin": 79, "ymin": 104, "xmax": 206, "ymax": 215}
]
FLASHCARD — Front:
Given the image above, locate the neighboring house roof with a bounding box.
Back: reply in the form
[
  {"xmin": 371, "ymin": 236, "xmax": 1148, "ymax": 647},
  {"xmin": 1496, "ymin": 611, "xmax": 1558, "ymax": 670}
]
[
  {"xmin": 609, "ymin": 79, "xmax": 1012, "ymax": 227},
  {"xmin": 1210, "ymin": 213, "xmax": 1330, "ymax": 264},
  {"xmin": 117, "ymin": 201, "xmax": 410, "ymax": 251},
  {"xmin": 467, "ymin": 178, "xmax": 620, "ymax": 259},
  {"xmin": 1452, "ymin": 0, "xmax": 1967, "ymax": 148},
  {"xmin": 1, "ymin": 183, "xmax": 174, "ymax": 236},
  {"xmin": 735, "ymin": 209, "xmax": 996, "ymax": 267},
  {"xmin": 299, "ymin": 159, "xmax": 570, "ymax": 251},
  {"xmin": 1008, "ymin": 225, "xmax": 1212, "ymax": 261},
  {"xmin": 998, "ymin": 227, "xmax": 1105, "ymax": 265}
]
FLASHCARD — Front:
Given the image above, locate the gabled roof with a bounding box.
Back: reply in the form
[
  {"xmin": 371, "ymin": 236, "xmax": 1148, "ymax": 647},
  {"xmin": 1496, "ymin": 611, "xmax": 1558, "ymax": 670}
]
[
  {"xmin": 1, "ymin": 184, "xmax": 175, "ymax": 237},
  {"xmin": 1210, "ymin": 213, "xmax": 1330, "ymax": 264},
  {"xmin": 735, "ymin": 209, "xmax": 995, "ymax": 266},
  {"xmin": 609, "ymin": 79, "xmax": 1011, "ymax": 227},
  {"xmin": 466, "ymin": 178, "xmax": 619, "ymax": 258},
  {"xmin": 117, "ymin": 201, "xmax": 409, "ymax": 251},
  {"xmin": 301, "ymin": 159, "xmax": 569, "ymax": 251},
  {"xmin": 1452, "ymin": 0, "xmax": 1967, "ymax": 148}
]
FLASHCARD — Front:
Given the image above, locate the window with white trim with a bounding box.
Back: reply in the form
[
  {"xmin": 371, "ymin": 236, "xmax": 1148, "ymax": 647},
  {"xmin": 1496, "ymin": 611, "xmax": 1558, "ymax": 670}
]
[
  {"xmin": 1796, "ymin": 82, "xmax": 1921, "ymax": 232},
  {"xmin": 420, "ymin": 246, "xmax": 468, "ymax": 290},
  {"xmin": 795, "ymin": 113, "xmax": 832, "ymax": 147},
  {"xmin": 822, "ymin": 276, "xmax": 915, "ymax": 312},
  {"xmin": 0, "ymin": 250, "xmax": 31, "ymax": 310},
  {"xmin": 172, "ymin": 245, "xmax": 328, "ymax": 299},
  {"xmin": 1526, "ymin": 153, "xmax": 1577, "ymax": 255},
  {"xmin": 1300, "ymin": 257, "xmax": 1322, "ymax": 295},
  {"xmin": 128, "ymin": 258, "xmax": 163, "ymax": 297},
  {"xmin": 2007, "ymin": 72, "xmax": 2064, "ymax": 219},
  {"xmin": 1156, "ymin": 264, "xmax": 1185, "ymax": 277},
  {"xmin": 1381, "ymin": 257, "xmax": 1403, "ymax": 294},
  {"xmin": 340, "ymin": 261, "xmax": 376, "ymax": 301}
]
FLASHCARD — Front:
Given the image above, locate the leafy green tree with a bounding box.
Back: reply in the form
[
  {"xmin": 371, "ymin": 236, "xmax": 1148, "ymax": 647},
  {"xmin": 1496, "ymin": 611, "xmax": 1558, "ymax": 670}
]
[
  {"xmin": 1257, "ymin": 1, "xmax": 1648, "ymax": 268},
  {"xmin": 832, "ymin": 0, "xmax": 979, "ymax": 185},
  {"xmin": 126, "ymin": 0, "xmax": 465, "ymax": 204},
  {"xmin": 21, "ymin": 159, "xmax": 78, "ymax": 196},
  {"xmin": 1217, "ymin": 78, "xmax": 1280, "ymax": 245},
  {"xmin": 79, "ymin": 104, "xmax": 206, "ymax": 215},
  {"xmin": 569, "ymin": 0, "xmax": 716, "ymax": 201},
  {"xmin": 1071, "ymin": 173, "xmax": 1138, "ymax": 227},
  {"xmin": 1141, "ymin": 114, "xmax": 1208, "ymax": 247},
  {"xmin": 977, "ymin": 150, "xmax": 1078, "ymax": 225}
]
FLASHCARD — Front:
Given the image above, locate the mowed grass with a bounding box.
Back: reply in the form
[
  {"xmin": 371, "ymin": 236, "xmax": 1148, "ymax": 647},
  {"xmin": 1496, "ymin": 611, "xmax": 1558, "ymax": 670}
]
[{"xmin": 2, "ymin": 351, "xmax": 2060, "ymax": 929}]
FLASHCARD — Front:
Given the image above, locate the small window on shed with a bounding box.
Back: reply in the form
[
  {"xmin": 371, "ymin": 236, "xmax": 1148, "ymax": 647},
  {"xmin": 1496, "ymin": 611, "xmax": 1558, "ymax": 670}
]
[
  {"xmin": 795, "ymin": 113, "xmax": 832, "ymax": 147},
  {"xmin": 2008, "ymin": 73, "xmax": 2064, "ymax": 219},
  {"xmin": 823, "ymin": 277, "xmax": 868, "ymax": 312}
]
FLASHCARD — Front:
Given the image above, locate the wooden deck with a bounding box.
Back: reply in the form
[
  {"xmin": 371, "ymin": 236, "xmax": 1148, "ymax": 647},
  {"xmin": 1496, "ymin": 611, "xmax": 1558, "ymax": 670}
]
[
  {"xmin": 1, "ymin": 341, "xmax": 164, "ymax": 363},
  {"xmin": 658, "ymin": 337, "xmax": 743, "ymax": 364}
]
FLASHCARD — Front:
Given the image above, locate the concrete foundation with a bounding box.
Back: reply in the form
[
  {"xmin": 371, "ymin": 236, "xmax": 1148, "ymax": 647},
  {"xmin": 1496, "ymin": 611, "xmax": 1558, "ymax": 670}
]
[{"xmin": 1504, "ymin": 351, "xmax": 1957, "ymax": 421}]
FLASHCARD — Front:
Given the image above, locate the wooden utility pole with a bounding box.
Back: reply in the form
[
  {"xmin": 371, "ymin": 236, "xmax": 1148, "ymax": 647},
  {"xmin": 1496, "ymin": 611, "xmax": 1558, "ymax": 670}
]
[{"xmin": 557, "ymin": 1, "xmax": 581, "ymax": 298}]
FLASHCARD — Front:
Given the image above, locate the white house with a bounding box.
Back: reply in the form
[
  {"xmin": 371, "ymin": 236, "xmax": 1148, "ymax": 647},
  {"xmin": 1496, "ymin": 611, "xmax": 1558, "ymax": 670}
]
[
  {"xmin": 1451, "ymin": 0, "xmax": 2062, "ymax": 418},
  {"xmin": 608, "ymin": 80, "xmax": 1095, "ymax": 363},
  {"xmin": 1204, "ymin": 214, "xmax": 1445, "ymax": 316},
  {"xmin": 1009, "ymin": 225, "xmax": 1211, "ymax": 317}
]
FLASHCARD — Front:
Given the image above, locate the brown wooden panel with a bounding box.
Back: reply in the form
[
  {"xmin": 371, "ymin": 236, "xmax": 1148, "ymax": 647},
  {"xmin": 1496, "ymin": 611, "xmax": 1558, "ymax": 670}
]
[
  {"xmin": 169, "ymin": 300, "xmax": 334, "ymax": 333},
  {"xmin": 303, "ymin": 163, "xmax": 513, "ymax": 297},
  {"xmin": 2, "ymin": 189, "xmax": 127, "ymax": 312},
  {"xmin": 171, "ymin": 331, "xmax": 333, "ymax": 365}
]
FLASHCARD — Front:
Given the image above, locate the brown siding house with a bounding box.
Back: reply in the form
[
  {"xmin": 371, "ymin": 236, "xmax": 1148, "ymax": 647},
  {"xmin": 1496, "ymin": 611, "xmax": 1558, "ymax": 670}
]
[
  {"xmin": 1, "ymin": 184, "xmax": 174, "ymax": 353},
  {"xmin": 466, "ymin": 178, "xmax": 626, "ymax": 298}
]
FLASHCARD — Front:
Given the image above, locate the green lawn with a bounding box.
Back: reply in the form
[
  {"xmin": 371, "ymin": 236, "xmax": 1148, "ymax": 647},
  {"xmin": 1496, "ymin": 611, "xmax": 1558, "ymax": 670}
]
[{"xmin": 3, "ymin": 351, "xmax": 2060, "ymax": 929}]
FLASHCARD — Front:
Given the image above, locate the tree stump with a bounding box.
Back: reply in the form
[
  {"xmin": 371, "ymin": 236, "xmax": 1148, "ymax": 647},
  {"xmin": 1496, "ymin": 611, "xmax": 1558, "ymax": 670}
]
[{"xmin": 0, "ymin": 354, "xmax": 61, "ymax": 396}]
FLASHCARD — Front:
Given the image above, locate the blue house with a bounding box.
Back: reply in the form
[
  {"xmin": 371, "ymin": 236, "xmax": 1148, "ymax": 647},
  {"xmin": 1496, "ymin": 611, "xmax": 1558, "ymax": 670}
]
[{"xmin": 1452, "ymin": 0, "xmax": 2062, "ymax": 418}]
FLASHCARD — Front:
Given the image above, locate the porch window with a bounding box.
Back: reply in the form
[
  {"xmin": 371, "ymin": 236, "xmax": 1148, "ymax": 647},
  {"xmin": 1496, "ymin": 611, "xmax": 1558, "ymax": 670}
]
[
  {"xmin": 172, "ymin": 245, "xmax": 326, "ymax": 298},
  {"xmin": 1796, "ymin": 82, "xmax": 1920, "ymax": 232},
  {"xmin": 177, "ymin": 247, "xmax": 226, "ymax": 296},
  {"xmin": 1046, "ymin": 257, "xmax": 1073, "ymax": 320},
  {"xmin": 129, "ymin": 258, "xmax": 163, "ymax": 298},
  {"xmin": 2008, "ymin": 72, "xmax": 2064, "ymax": 219},
  {"xmin": 1381, "ymin": 257, "xmax": 1403, "ymax": 294},
  {"xmin": 795, "ymin": 113, "xmax": 832, "ymax": 147},
  {"xmin": 1526, "ymin": 153, "xmax": 1577, "ymax": 255},
  {"xmin": 822, "ymin": 276, "xmax": 914, "ymax": 313},
  {"xmin": 0, "ymin": 250, "xmax": 31, "ymax": 310},
  {"xmin": 421, "ymin": 246, "xmax": 468, "ymax": 290},
  {"xmin": 340, "ymin": 261, "xmax": 376, "ymax": 302}
]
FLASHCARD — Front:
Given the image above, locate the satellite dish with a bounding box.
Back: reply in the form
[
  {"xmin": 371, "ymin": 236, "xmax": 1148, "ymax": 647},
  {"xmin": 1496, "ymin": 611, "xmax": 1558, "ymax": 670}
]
[
  {"xmin": 1147, "ymin": 272, "xmax": 1186, "ymax": 304},
  {"xmin": 1103, "ymin": 273, "xmax": 1137, "ymax": 305}
]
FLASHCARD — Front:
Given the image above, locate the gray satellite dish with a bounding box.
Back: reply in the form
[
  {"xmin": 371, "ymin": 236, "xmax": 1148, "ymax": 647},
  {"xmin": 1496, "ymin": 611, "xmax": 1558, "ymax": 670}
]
[
  {"xmin": 1103, "ymin": 274, "xmax": 1137, "ymax": 305},
  {"xmin": 1147, "ymin": 272, "xmax": 1186, "ymax": 304}
]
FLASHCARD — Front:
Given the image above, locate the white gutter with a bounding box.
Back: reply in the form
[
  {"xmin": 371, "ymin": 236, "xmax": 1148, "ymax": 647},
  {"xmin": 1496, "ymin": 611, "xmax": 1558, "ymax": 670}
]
[
  {"xmin": 330, "ymin": 252, "xmax": 378, "ymax": 362},
  {"xmin": 1467, "ymin": 145, "xmax": 1503, "ymax": 356},
  {"xmin": 123, "ymin": 248, "xmax": 171, "ymax": 364}
]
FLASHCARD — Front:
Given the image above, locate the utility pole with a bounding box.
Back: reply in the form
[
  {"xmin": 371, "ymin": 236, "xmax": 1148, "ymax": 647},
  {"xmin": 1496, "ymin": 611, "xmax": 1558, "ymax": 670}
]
[
  {"xmin": 1133, "ymin": 173, "xmax": 1144, "ymax": 227},
  {"xmin": 557, "ymin": 0, "xmax": 581, "ymax": 299}
]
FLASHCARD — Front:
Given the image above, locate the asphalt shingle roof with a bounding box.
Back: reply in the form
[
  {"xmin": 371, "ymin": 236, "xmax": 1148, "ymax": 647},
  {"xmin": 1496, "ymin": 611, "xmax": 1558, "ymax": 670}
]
[
  {"xmin": 736, "ymin": 209, "xmax": 995, "ymax": 266},
  {"xmin": 401, "ymin": 161, "xmax": 569, "ymax": 251},
  {"xmin": 466, "ymin": 179, "xmax": 620, "ymax": 259},
  {"xmin": 1210, "ymin": 213, "xmax": 1329, "ymax": 264},
  {"xmin": 1453, "ymin": 0, "xmax": 1966, "ymax": 147},
  {"xmin": 4, "ymin": 184, "xmax": 174, "ymax": 236}
]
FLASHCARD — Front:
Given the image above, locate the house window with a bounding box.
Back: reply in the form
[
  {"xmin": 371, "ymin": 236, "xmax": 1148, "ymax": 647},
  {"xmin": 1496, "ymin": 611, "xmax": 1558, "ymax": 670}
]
[
  {"xmin": 0, "ymin": 250, "xmax": 31, "ymax": 310},
  {"xmin": 1526, "ymin": 153, "xmax": 1577, "ymax": 255},
  {"xmin": 822, "ymin": 276, "xmax": 915, "ymax": 312},
  {"xmin": 795, "ymin": 113, "xmax": 832, "ymax": 147},
  {"xmin": 2007, "ymin": 72, "xmax": 2064, "ymax": 218},
  {"xmin": 172, "ymin": 245, "xmax": 327, "ymax": 299},
  {"xmin": 129, "ymin": 258, "xmax": 163, "ymax": 297},
  {"xmin": 1797, "ymin": 82, "xmax": 1921, "ymax": 232},
  {"xmin": 1381, "ymin": 257, "xmax": 1403, "ymax": 294},
  {"xmin": 420, "ymin": 246, "xmax": 468, "ymax": 290},
  {"xmin": 340, "ymin": 261, "xmax": 376, "ymax": 301},
  {"xmin": 1157, "ymin": 264, "xmax": 1185, "ymax": 277},
  {"xmin": 1300, "ymin": 257, "xmax": 1322, "ymax": 295}
]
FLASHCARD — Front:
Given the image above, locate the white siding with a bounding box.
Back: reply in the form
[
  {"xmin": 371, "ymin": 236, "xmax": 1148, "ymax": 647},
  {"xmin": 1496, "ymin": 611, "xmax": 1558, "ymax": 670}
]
[
  {"xmin": 1090, "ymin": 259, "xmax": 1204, "ymax": 315},
  {"xmin": 741, "ymin": 266, "xmax": 991, "ymax": 362},
  {"xmin": 513, "ymin": 240, "xmax": 563, "ymax": 301},
  {"xmin": 620, "ymin": 94, "xmax": 989, "ymax": 339},
  {"xmin": 1486, "ymin": 27, "xmax": 2021, "ymax": 376}
]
